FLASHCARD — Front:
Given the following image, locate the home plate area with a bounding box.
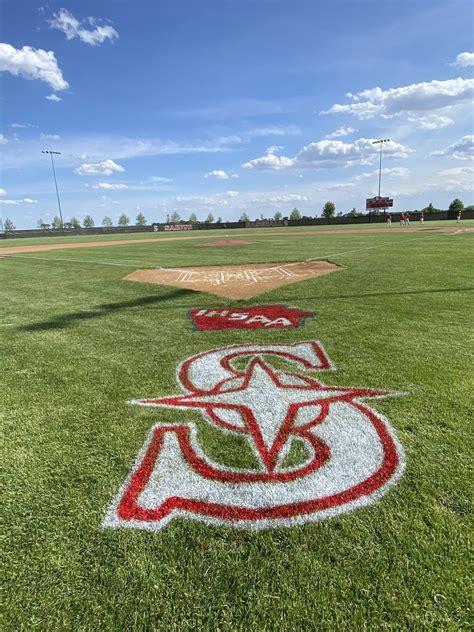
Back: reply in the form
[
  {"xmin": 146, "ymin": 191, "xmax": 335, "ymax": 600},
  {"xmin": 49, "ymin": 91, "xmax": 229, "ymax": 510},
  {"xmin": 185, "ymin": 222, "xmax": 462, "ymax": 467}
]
[{"xmin": 124, "ymin": 260, "xmax": 342, "ymax": 298}]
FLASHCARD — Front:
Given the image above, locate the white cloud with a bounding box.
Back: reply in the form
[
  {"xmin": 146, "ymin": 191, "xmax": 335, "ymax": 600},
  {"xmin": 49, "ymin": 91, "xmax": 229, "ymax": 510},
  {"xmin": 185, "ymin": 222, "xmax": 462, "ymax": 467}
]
[
  {"xmin": 266, "ymin": 194, "xmax": 308, "ymax": 203},
  {"xmin": 245, "ymin": 125, "xmax": 300, "ymax": 138},
  {"xmin": 407, "ymin": 114, "xmax": 454, "ymax": 130},
  {"xmin": 149, "ymin": 176, "xmax": 172, "ymax": 183},
  {"xmin": 322, "ymin": 78, "xmax": 474, "ymax": 119},
  {"xmin": 431, "ymin": 135, "xmax": 474, "ymax": 160},
  {"xmin": 242, "ymin": 138, "xmax": 414, "ymax": 171},
  {"xmin": 0, "ymin": 43, "xmax": 69, "ymax": 91},
  {"xmin": 45, "ymin": 93, "xmax": 62, "ymax": 102},
  {"xmin": 204, "ymin": 169, "xmax": 239, "ymax": 179},
  {"xmin": 266, "ymin": 145, "xmax": 284, "ymax": 154},
  {"xmin": 0, "ymin": 133, "xmax": 7, "ymax": 144},
  {"xmin": 49, "ymin": 8, "xmax": 119, "ymax": 46},
  {"xmin": 74, "ymin": 159, "xmax": 125, "ymax": 176},
  {"xmin": 451, "ymin": 52, "xmax": 474, "ymax": 67},
  {"xmin": 92, "ymin": 182, "xmax": 128, "ymax": 190},
  {"xmin": 0, "ymin": 198, "xmax": 37, "ymax": 205},
  {"xmin": 225, "ymin": 190, "xmax": 239, "ymax": 198},
  {"xmin": 40, "ymin": 133, "xmax": 61, "ymax": 140},
  {"xmin": 242, "ymin": 153, "xmax": 295, "ymax": 170},
  {"xmin": 325, "ymin": 126, "xmax": 357, "ymax": 139},
  {"xmin": 437, "ymin": 166, "xmax": 474, "ymax": 191},
  {"xmin": 0, "ymin": 188, "xmax": 7, "ymax": 195},
  {"xmin": 10, "ymin": 123, "xmax": 28, "ymax": 128}
]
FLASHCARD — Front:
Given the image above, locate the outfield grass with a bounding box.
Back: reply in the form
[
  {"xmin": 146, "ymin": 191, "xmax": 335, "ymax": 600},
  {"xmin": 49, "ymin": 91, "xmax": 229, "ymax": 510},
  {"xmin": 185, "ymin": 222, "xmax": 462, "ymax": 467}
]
[
  {"xmin": 1, "ymin": 218, "xmax": 471, "ymax": 249},
  {"xmin": 2, "ymin": 226, "xmax": 473, "ymax": 630}
]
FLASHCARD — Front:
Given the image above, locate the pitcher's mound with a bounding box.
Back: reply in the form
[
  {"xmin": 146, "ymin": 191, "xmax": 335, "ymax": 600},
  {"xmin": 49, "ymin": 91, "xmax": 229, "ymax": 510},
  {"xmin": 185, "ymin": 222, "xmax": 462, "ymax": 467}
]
[{"xmin": 124, "ymin": 260, "xmax": 342, "ymax": 299}]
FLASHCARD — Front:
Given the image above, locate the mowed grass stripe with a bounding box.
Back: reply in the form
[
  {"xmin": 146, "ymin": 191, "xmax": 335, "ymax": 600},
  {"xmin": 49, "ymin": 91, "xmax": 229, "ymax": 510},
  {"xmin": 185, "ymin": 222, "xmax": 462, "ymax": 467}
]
[{"xmin": 2, "ymin": 227, "xmax": 472, "ymax": 630}]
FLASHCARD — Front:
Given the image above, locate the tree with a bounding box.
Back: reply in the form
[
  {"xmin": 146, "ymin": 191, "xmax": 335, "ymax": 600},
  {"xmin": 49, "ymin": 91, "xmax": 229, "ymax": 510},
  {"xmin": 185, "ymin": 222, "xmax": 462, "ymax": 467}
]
[
  {"xmin": 118, "ymin": 213, "xmax": 129, "ymax": 226},
  {"xmin": 102, "ymin": 216, "xmax": 113, "ymax": 227},
  {"xmin": 37, "ymin": 218, "xmax": 44, "ymax": 228},
  {"xmin": 83, "ymin": 215, "xmax": 95, "ymax": 228},
  {"xmin": 464, "ymin": 205, "xmax": 474, "ymax": 212},
  {"xmin": 52, "ymin": 215, "xmax": 63, "ymax": 230},
  {"xmin": 290, "ymin": 207, "xmax": 301, "ymax": 220},
  {"xmin": 4, "ymin": 217, "xmax": 15, "ymax": 231},
  {"xmin": 170, "ymin": 211, "xmax": 181, "ymax": 223},
  {"xmin": 449, "ymin": 198, "xmax": 464, "ymax": 213},
  {"xmin": 70, "ymin": 216, "xmax": 81, "ymax": 229},
  {"xmin": 422, "ymin": 202, "xmax": 437, "ymax": 215},
  {"xmin": 136, "ymin": 212, "xmax": 147, "ymax": 226},
  {"xmin": 239, "ymin": 212, "xmax": 250, "ymax": 222},
  {"xmin": 322, "ymin": 201, "xmax": 336, "ymax": 219},
  {"xmin": 189, "ymin": 213, "xmax": 197, "ymax": 224},
  {"xmin": 346, "ymin": 207, "xmax": 360, "ymax": 218},
  {"xmin": 274, "ymin": 211, "xmax": 282, "ymax": 221},
  {"xmin": 216, "ymin": 217, "xmax": 222, "ymax": 223},
  {"xmin": 205, "ymin": 213, "xmax": 214, "ymax": 224}
]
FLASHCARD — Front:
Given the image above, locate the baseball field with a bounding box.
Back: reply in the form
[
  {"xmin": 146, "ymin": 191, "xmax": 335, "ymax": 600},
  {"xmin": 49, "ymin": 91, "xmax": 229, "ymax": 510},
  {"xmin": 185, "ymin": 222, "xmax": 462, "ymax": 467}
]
[{"xmin": 2, "ymin": 221, "xmax": 473, "ymax": 630}]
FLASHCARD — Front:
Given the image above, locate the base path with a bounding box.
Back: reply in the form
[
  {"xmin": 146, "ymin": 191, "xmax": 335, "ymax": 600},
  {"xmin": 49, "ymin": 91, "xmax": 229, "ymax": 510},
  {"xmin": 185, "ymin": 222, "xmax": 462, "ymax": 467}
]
[
  {"xmin": 0, "ymin": 225, "xmax": 470, "ymax": 256},
  {"xmin": 124, "ymin": 261, "xmax": 342, "ymax": 299}
]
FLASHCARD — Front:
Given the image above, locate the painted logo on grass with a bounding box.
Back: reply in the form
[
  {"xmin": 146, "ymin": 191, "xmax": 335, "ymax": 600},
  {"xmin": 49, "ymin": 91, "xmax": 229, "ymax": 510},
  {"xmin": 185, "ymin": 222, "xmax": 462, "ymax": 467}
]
[
  {"xmin": 103, "ymin": 342, "xmax": 405, "ymax": 531},
  {"xmin": 189, "ymin": 305, "xmax": 314, "ymax": 331}
]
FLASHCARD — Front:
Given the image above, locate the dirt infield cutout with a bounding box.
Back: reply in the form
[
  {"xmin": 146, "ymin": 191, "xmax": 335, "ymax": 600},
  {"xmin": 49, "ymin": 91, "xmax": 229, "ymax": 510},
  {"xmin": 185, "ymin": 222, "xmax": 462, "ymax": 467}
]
[{"xmin": 124, "ymin": 261, "xmax": 342, "ymax": 298}]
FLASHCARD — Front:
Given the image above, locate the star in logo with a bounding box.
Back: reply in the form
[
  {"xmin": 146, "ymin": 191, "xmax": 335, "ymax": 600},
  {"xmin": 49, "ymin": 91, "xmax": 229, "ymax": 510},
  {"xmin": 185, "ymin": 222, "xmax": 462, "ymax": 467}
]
[{"xmin": 135, "ymin": 357, "xmax": 387, "ymax": 472}]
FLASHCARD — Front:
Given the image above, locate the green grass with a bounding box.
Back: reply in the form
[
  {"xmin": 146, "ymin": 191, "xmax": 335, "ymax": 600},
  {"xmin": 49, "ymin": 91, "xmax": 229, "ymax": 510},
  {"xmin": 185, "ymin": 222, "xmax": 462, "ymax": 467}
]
[
  {"xmin": 2, "ymin": 225, "xmax": 473, "ymax": 630},
  {"xmin": 1, "ymin": 218, "xmax": 472, "ymax": 249}
]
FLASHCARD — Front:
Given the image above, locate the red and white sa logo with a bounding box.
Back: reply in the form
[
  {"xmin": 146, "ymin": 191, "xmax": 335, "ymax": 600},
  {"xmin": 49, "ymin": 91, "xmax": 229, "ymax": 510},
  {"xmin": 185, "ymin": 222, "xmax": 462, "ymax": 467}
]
[{"xmin": 103, "ymin": 342, "xmax": 405, "ymax": 530}]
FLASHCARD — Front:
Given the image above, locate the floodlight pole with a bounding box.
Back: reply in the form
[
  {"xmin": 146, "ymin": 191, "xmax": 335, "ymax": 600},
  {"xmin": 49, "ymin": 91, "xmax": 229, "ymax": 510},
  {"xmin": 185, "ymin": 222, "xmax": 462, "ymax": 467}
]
[
  {"xmin": 372, "ymin": 139, "xmax": 390, "ymax": 198},
  {"xmin": 42, "ymin": 150, "xmax": 64, "ymax": 234}
]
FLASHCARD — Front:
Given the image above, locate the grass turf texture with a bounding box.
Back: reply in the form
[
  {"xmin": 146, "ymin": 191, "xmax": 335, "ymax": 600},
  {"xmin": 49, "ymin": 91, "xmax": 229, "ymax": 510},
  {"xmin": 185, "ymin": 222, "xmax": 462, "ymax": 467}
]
[{"xmin": 2, "ymin": 223, "xmax": 473, "ymax": 630}]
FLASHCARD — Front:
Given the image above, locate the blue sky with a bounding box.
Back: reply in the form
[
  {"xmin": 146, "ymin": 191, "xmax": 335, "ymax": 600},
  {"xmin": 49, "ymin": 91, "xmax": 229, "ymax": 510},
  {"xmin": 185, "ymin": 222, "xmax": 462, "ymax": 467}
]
[{"xmin": 1, "ymin": 0, "xmax": 473, "ymax": 228}]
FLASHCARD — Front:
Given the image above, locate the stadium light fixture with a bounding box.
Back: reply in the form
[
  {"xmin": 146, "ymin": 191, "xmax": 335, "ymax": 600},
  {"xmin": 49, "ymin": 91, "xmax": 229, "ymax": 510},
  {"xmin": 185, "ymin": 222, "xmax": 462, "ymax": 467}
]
[
  {"xmin": 42, "ymin": 150, "xmax": 64, "ymax": 234},
  {"xmin": 372, "ymin": 139, "xmax": 390, "ymax": 198}
]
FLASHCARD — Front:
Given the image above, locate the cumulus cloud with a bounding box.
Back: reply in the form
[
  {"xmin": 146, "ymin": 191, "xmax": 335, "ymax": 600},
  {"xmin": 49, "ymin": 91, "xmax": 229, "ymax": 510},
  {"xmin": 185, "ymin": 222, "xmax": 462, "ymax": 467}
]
[
  {"xmin": 0, "ymin": 198, "xmax": 37, "ymax": 205},
  {"xmin": 92, "ymin": 182, "xmax": 128, "ymax": 190},
  {"xmin": 242, "ymin": 153, "xmax": 295, "ymax": 170},
  {"xmin": 407, "ymin": 114, "xmax": 453, "ymax": 130},
  {"xmin": 74, "ymin": 159, "xmax": 125, "ymax": 176},
  {"xmin": 0, "ymin": 133, "xmax": 7, "ymax": 144},
  {"xmin": 0, "ymin": 43, "xmax": 69, "ymax": 91},
  {"xmin": 431, "ymin": 135, "xmax": 474, "ymax": 160},
  {"xmin": 204, "ymin": 169, "xmax": 239, "ymax": 179},
  {"xmin": 49, "ymin": 8, "xmax": 119, "ymax": 46},
  {"xmin": 322, "ymin": 78, "xmax": 474, "ymax": 119},
  {"xmin": 451, "ymin": 52, "xmax": 474, "ymax": 67},
  {"xmin": 0, "ymin": 188, "xmax": 7, "ymax": 195},
  {"xmin": 45, "ymin": 94, "xmax": 62, "ymax": 102},
  {"xmin": 242, "ymin": 138, "xmax": 413, "ymax": 171},
  {"xmin": 40, "ymin": 133, "xmax": 60, "ymax": 140},
  {"xmin": 266, "ymin": 145, "xmax": 284, "ymax": 154},
  {"xmin": 325, "ymin": 126, "xmax": 357, "ymax": 139}
]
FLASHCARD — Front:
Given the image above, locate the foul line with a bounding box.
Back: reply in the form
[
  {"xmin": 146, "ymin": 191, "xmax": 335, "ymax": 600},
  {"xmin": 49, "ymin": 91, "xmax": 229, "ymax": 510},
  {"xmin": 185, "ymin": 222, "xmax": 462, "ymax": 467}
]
[{"xmin": 1, "ymin": 234, "xmax": 457, "ymax": 271}]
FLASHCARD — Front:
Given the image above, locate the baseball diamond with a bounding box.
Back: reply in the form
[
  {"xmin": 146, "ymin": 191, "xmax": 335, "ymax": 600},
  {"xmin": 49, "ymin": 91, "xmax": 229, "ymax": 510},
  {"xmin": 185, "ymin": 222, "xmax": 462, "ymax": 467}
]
[{"xmin": 2, "ymin": 1, "xmax": 473, "ymax": 628}]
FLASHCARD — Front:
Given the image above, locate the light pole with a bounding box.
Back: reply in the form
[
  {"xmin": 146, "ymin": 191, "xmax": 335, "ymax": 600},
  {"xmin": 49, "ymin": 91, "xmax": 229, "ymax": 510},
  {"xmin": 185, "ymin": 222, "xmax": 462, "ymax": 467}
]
[
  {"xmin": 42, "ymin": 150, "xmax": 64, "ymax": 234},
  {"xmin": 372, "ymin": 139, "xmax": 390, "ymax": 198}
]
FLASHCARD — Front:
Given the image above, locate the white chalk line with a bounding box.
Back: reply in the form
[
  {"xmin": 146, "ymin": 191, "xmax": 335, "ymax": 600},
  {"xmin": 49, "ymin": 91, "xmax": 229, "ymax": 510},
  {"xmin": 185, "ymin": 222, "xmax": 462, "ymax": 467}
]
[
  {"xmin": 0, "ymin": 254, "xmax": 135, "ymax": 267},
  {"xmin": 1, "ymin": 234, "xmax": 458, "ymax": 271}
]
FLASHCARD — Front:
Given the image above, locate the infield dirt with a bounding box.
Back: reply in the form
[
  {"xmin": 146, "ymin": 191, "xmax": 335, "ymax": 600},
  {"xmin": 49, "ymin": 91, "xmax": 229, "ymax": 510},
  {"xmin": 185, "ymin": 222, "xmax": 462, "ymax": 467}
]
[
  {"xmin": 0, "ymin": 225, "xmax": 470, "ymax": 256},
  {"xmin": 123, "ymin": 260, "xmax": 342, "ymax": 298}
]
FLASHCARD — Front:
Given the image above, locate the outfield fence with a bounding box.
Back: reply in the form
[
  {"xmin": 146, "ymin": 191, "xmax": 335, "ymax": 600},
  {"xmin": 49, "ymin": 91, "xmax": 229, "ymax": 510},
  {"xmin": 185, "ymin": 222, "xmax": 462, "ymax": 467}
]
[{"xmin": 2, "ymin": 210, "xmax": 473, "ymax": 239}]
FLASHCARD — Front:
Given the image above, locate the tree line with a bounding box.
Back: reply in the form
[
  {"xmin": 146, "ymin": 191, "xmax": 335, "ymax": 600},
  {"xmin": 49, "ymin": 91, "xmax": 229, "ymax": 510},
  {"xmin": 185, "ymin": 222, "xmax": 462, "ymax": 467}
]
[{"xmin": 1, "ymin": 198, "xmax": 471, "ymax": 232}]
